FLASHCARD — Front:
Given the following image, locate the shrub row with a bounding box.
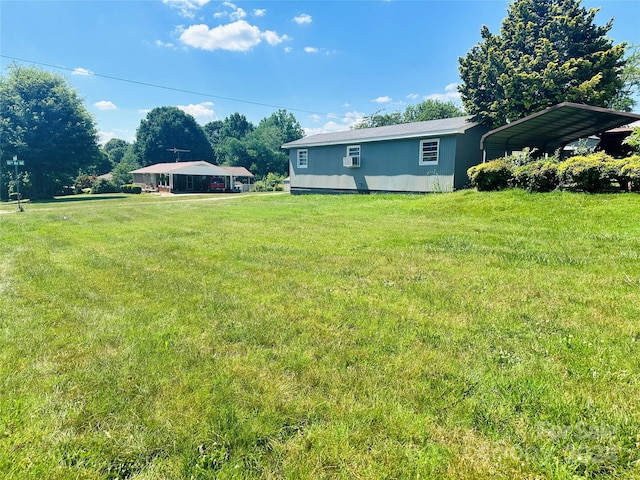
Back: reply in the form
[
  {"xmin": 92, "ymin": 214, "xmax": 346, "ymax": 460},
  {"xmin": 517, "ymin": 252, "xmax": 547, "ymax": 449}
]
[
  {"xmin": 90, "ymin": 178, "xmax": 119, "ymax": 194},
  {"xmin": 468, "ymin": 154, "xmax": 640, "ymax": 193},
  {"xmin": 120, "ymin": 184, "xmax": 142, "ymax": 194}
]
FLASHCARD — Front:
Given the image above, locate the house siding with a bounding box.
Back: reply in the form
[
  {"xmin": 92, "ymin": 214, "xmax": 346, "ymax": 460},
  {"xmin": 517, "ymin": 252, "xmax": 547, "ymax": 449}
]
[
  {"xmin": 290, "ymin": 135, "xmax": 459, "ymax": 193},
  {"xmin": 453, "ymin": 125, "xmax": 486, "ymax": 190}
]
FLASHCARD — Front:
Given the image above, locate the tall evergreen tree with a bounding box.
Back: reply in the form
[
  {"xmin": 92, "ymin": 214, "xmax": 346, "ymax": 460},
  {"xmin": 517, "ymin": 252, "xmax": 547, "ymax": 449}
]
[{"xmin": 458, "ymin": 0, "xmax": 626, "ymax": 128}]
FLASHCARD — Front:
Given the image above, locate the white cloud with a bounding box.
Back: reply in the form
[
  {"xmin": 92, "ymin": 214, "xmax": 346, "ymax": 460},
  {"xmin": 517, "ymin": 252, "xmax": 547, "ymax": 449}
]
[
  {"xmin": 372, "ymin": 96, "xmax": 393, "ymax": 104},
  {"xmin": 72, "ymin": 67, "xmax": 92, "ymax": 76},
  {"xmin": 293, "ymin": 13, "xmax": 312, "ymax": 25},
  {"xmin": 94, "ymin": 100, "xmax": 117, "ymax": 110},
  {"xmin": 253, "ymin": 9, "xmax": 266, "ymax": 17},
  {"xmin": 302, "ymin": 46, "xmax": 335, "ymax": 55},
  {"xmin": 214, "ymin": 1, "xmax": 246, "ymax": 20},
  {"xmin": 425, "ymin": 83, "xmax": 462, "ymax": 102},
  {"xmin": 284, "ymin": 46, "xmax": 293, "ymax": 53},
  {"xmin": 263, "ymin": 30, "xmax": 288, "ymax": 46},
  {"xmin": 304, "ymin": 111, "xmax": 364, "ymax": 136},
  {"xmin": 156, "ymin": 39, "xmax": 176, "ymax": 49},
  {"xmin": 98, "ymin": 129, "xmax": 135, "ymax": 145},
  {"xmin": 98, "ymin": 131, "xmax": 115, "ymax": 145},
  {"xmin": 230, "ymin": 7, "xmax": 246, "ymax": 21},
  {"xmin": 177, "ymin": 102, "xmax": 216, "ymax": 123},
  {"xmin": 180, "ymin": 20, "xmax": 287, "ymax": 51},
  {"xmin": 163, "ymin": 0, "xmax": 211, "ymax": 18},
  {"xmin": 406, "ymin": 93, "xmax": 420, "ymax": 100},
  {"xmin": 341, "ymin": 111, "xmax": 365, "ymax": 125}
]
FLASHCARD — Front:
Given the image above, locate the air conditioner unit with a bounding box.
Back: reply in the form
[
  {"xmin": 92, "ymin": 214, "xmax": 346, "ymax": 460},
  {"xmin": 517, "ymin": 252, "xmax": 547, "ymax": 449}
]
[{"xmin": 343, "ymin": 156, "xmax": 360, "ymax": 168}]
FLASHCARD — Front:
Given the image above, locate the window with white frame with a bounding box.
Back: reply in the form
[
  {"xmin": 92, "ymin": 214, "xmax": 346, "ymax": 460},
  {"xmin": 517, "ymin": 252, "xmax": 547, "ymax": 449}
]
[
  {"xmin": 297, "ymin": 149, "xmax": 308, "ymax": 168},
  {"xmin": 346, "ymin": 145, "xmax": 360, "ymax": 167},
  {"xmin": 419, "ymin": 139, "xmax": 440, "ymax": 165}
]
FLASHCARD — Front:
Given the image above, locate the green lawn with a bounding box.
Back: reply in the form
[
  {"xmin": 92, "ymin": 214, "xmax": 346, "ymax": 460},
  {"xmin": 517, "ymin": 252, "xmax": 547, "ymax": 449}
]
[{"xmin": 1, "ymin": 190, "xmax": 639, "ymax": 479}]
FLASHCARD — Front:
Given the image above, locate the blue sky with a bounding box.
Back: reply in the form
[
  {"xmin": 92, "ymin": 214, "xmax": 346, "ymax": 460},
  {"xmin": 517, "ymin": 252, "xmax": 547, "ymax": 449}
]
[{"xmin": 2, "ymin": 0, "xmax": 639, "ymax": 144}]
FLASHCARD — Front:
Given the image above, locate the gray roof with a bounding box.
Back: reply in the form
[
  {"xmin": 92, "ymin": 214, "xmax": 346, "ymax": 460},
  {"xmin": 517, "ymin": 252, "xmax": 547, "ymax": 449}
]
[
  {"xmin": 220, "ymin": 166, "xmax": 254, "ymax": 177},
  {"xmin": 131, "ymin": 161, "xmax": 231, "ymax": 176},
  {"xmin": 282, "ymin": 116, "xmax": 476, "ymax": 148}
]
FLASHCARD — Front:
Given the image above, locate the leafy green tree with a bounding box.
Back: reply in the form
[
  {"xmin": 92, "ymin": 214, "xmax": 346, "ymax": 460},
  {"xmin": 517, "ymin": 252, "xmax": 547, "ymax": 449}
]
[
  {"xmin": 216, "ymin": 110, "xmax": 303, "ymax": 177},
  {"xmin": 214, "ymin": 113, "xmax": 254, "ymax": 166},
  {"xmin": 243, "ymin": 110, "xmax": 303, "ymax": 176},
  {"xmin": 354, "ymin": 100, "xmax": 465, "ymax": 129},
  {"xmin": 403, "ymin": 100, "xmax": 465, "ymax": 122},
  {"xmin": 202, "ymin": 120, "xmax": 223, "ymax": 162},
  {"xmin": 611, "ymin": 44, "xmax": 640, "ymax": 111},
  {"xmin": 219, "ymin": 113, "xmax": 254, "ymax": 140},
  {"xmin": 216, "ymin": 137, "xmax": 248, "ymax": 169},
  {"xmin": 459, "ymin": 0, "xmax": 626, "ymax": 128},
  {"xmin": 133, "ymin": 107, "xmax": 214, "ymax": 166},
  {"xmin": 353, "ymin": 111, "xmax": 403, "ymax": 129},
  {"xmin": 83, "ymin": 150, "xmax": 112, "ymax": 176},
  {"xmin": 260, "ymin": 109, "xmax": 304, "ymax": 144},
  {"xmin": 623, "ymin": 126, "xmax": 640, "ymax": 154},
  {"xmin": 111, "ymin": 145, "xmax": 139, "ymax": 186},
  {"xmin": 244, "ymin": 125, "xmax": 289, "ymax": 176},
  {"xmin": 102, "ymin": 138, "xmax": 130, "ymax": 166},
  {"xmin": 0, "ymin": 64, "xmax": 101, "ymax": 199}
]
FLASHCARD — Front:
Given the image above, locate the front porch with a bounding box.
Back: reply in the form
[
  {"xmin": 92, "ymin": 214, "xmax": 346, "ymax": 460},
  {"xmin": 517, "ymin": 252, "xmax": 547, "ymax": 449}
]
[{"xmin": 131, "ymin": 161, "xmax": 254, "ymax": 194}]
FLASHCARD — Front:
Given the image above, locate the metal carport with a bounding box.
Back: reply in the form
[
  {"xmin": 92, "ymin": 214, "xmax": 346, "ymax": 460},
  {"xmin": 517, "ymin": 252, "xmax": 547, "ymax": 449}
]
[{"xmin": 480, "ymin": 103, "xmax": 640, "ymax": 158}]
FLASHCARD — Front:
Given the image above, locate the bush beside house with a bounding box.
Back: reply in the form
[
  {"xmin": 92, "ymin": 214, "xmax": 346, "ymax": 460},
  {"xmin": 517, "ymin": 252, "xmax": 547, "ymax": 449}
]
[{"xmin": 468, "ymin": 153, "xmax": 640, "ymax": 193}]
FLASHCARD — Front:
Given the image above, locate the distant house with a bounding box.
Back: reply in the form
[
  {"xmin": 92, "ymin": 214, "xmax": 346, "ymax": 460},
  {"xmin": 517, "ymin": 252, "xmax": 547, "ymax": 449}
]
[
  {"xmin": 281, "ymin": 117, "xmax": 490, "ymax": 194},
  {"xmin": 131, "ymin": 161, "xmax": 254, "ymax": 194},
  {"xmin": 598, "ymin": 120, "xmax": 640, "ymax": 158}
]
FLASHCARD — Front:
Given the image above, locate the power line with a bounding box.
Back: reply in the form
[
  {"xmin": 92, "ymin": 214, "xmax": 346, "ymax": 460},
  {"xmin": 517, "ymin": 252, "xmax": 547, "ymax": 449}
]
[{"xmin": 0, "ymin": 54, "xmax": 334, "ymax": 118}]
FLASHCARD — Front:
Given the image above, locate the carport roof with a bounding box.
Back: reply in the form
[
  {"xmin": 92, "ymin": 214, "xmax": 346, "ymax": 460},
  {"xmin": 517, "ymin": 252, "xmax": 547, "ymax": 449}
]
[{"xmin": 480, "ymin": 103, "xmax": 640, "ymax": 153}]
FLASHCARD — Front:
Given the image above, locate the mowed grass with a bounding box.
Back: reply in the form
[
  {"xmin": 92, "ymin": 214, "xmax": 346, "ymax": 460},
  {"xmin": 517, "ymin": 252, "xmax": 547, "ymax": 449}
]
[{"xmin": 1, "ymin": 190, "xmax": 639, "ymax": 479}]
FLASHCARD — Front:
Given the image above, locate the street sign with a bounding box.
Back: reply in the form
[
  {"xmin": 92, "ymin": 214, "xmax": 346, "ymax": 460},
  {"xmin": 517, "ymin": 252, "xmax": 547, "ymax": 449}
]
[{"xmin": 6, "ymin": 156, "xmax": 25, "ymax": 211}]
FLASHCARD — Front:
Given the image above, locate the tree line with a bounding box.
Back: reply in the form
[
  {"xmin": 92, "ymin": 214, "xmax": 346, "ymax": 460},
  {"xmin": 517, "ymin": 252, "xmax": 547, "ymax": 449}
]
[
  {"xmin": 2, "ymin": 0, "xmax": 639, "ymax": 199},
  {"xmin": 0, "ymin": 61, "xmax": 305, "ymax": 199},
  {"xmin": 104, "ymin": 107, "xmax": 305, "ymax": 187}
]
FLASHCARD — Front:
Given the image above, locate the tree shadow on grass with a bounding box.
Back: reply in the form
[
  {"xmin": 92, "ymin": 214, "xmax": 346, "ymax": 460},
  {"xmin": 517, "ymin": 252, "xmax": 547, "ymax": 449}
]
[{"xmin": 31, "ymin": 195, "xmax": 128, "ymax": 204}]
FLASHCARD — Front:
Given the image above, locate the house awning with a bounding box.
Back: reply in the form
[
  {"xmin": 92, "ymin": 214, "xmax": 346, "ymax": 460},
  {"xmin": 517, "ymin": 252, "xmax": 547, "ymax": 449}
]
[{"xmin": 480, "ymin": 103, "xmax": 640, "ymax": 154}]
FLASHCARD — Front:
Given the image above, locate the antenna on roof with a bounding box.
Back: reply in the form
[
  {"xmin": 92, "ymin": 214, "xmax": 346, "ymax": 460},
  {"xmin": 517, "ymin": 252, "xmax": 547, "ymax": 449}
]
[{"xmin": 167, "ymin": 147, "xmax": 190, "ymax": 162}]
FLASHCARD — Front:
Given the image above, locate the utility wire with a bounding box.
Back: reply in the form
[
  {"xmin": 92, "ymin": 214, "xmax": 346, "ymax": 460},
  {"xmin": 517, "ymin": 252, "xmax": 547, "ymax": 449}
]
[{"xmin": 0, "ymin": 54, "xmax": 334, "ymax": 118}]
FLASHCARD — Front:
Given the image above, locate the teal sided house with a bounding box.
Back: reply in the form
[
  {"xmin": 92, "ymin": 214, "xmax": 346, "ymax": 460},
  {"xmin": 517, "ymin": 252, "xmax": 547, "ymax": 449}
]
[{"xmin": 281, "ymin": 117, "xmax": 490, "ymax": 194}]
